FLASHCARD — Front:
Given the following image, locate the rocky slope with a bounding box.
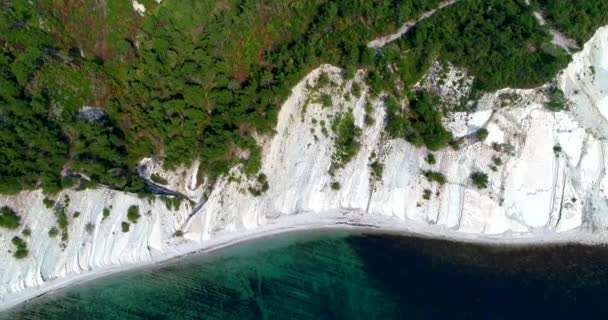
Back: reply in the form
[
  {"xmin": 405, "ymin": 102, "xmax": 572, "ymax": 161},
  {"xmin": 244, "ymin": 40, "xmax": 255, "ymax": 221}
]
[{"xmin": 1, "ymin": 26, "xmax": 608, "ymax": 311}]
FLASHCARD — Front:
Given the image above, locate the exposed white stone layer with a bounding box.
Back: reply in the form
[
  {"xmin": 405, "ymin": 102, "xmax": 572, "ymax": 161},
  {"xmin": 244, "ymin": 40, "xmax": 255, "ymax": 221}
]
[{"xmin": 131, "ymin": 1, "xmax": 146, "ymax": 15}]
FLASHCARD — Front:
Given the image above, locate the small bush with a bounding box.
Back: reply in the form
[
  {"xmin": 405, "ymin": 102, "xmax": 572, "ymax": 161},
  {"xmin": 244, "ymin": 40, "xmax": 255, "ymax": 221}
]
[
  {"xmin": 127, "ymin": 205, "xmax": 141, "ymax": 224},
  {"xmin": 161, "ymin": 196, "xmax": 183, "ymax": 211},
  {"xmin": 547, "ymin": 87, "xmax": 568, "ymax": 112},
  {"xmin": 330, "ymin": 182, "xmax": 341, "ymax": 190},
  {"xmin": 342, "ymin": 66, "xmax": 356, "ymax": 80},
  {"xmin": 320, "ymin": 94, "xmax": 332, "ymax": 108},
  {"xmin": 553, "ymin": 145, "xmax": 562, "ymax": 155},
  {"xmin": 332, "ymin": 111, "xmax": 362, "ymax": 169},
  {"xmin": 248, "ymin": 173, "xmax": 270, "ymax": 197},
  {"xmin": 492, "ymin": 156, "xmax": 503, "ymax": 166},
  {"xmin": 423, "ymin": 189, "xmax": 432, "ymax": 200},
  {"xmin": 370, "ymin": 161, "xmax": 384, "ymax": 180},
  {"xmin": 43, "ymin": 198, "xmax": 54, "ymax": 209},
  {"xmin": 449, "ymin": 140, "xmax": 461, "ymax": 150},
  {"xmin": 363, "ymin": 100, "xmax": 376, "ymax": 126},
  {"xmin": 102, "ymin": 207, "xmax": 111, "ymax": 220},
  {"xmin": 54, "ymin": 206, "xmax": 69, "ymax": 242},
  {"xmin": 364, "ymin": 114, "xmax": 375, "ymax": 126},
  {"xmin": 352, "ymin": 82, "xmax": 362, "ymax": 98},
  {"xmin": 471, "ymin": 172, "xmax": 489, "ymax": 189},
  {"xmin": 12, "ymin": 236, "xmax": 28, "ymax": 259},
  {"xmin": 174, "ymin": 230, "xmax": 184, "ymax": 237},
  {"xmin": 48, "ymin": 227, "xmax": 59, "ymax": 238},
  {"xmin": 85, "ymin": 223, "xmax": 95, "ymax": 234},
  {"xmin": 150, "ymin": 173, "xmax": 169, "ymax": 185},
  {"xmin": 22, "ymin": 228, "xmax": 31, "ymax": 237},
  {"xmin": 425, "ymin": 153, "xmax": 436, "ymax": 165},
  {"xmin": 476, "ymin": 128, "xmax": 489, "ymax": 141},
  {"xmin": 423, "ymin": 171, "xmax": 447, "ymax": 185},
  {"xmin": 73, "ymin": 211, "xmax": 81, "ymax": 218},
  {"xmin": 316, "ymin": 73, "xmax": 330, "ymax": 88},
  {"xmin": 121, "ymin": 221, "xmax": 130, "ymax": 233},
  {"xmin": 0, "ymin": 206, "xmax": 21, "ymax": 229}
]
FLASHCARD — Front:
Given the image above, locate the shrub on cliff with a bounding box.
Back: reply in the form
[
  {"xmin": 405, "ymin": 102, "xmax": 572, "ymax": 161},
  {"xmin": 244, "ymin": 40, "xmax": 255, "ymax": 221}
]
[
  {"xmin": 127, "ymin": 206, "xmax": 141, "ymax": 224},
  {"xmin": 423, "ymin": 171, "xmax": 447, "ymax": 185},
  {"xmin": 547, "ymin": 87, "xmax": 568, "ymax": 112},
  {"xmin": 102, "ymin": 207, "xmax": 111, "ymax": 220},
  {"xmin": 48, "ymin": 227, "xmax": 59, "ymax": 238},
  {"xmin": 12, "ymin": 236, "xmax": 28, "ymax": 259},
  {"xmin": 536, "ymin": 0, "xmax": 608, "ymax": 44},
  {"xmin": 471, "ymin": 172, "xmax": 489, "ymax": 189},
  {"xmin": 476, "ymin": 128, "xmax": 489, "ymax": 142},
  {"xmin": 406, "ymin": 91, "xmax": 453, "ymax": 151},
  {"xmin": 331, "ymin": 111, "xmax": 362, "ymax": 170},
  {"xmin": 0, "ymin": 206, "xmax": 20, "ymax": 229},
  {"xmin": 150, "ymin": 174, "xmax": 169, "ymax": 185}
]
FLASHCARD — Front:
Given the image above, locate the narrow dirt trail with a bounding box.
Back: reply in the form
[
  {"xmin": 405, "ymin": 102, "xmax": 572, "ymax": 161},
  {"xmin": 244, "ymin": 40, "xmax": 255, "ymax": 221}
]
[{"xmin": 367, "ymin": 0, "xmax": 460, "ymax": 49}]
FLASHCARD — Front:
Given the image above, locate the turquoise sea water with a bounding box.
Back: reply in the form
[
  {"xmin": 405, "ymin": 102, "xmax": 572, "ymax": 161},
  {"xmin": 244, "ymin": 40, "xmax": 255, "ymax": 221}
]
[{"xmin": 4, "ymin": 229, "xmax": 608, "ymax": 319}]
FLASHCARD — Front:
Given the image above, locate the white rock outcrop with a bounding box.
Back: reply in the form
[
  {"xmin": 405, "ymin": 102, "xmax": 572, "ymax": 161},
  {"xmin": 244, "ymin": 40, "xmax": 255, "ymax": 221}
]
[
  {"xmin": 131, "ymin": 1, "xmax": 146, "ymax": 16},
  {"xmin": 2, "ymin": 26, "xmax": 608, "ymax": 312}
]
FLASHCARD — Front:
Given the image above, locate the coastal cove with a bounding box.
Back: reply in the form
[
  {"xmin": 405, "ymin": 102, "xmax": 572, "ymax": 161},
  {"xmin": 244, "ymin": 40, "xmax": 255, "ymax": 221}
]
[
  {"xmin": 1, "ymin": 1, "xmax": 608, "ymax": 312},
  {"xmin": 4, "ymin": 227, "xmax": 608, "ymax": 319}
]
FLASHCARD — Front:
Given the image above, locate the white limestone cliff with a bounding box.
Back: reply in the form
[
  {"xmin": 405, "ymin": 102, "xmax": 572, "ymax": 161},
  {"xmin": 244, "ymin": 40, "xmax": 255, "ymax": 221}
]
[{"xmin": 2, "ymin": 26, "xmax": 608, "ymax": 312}]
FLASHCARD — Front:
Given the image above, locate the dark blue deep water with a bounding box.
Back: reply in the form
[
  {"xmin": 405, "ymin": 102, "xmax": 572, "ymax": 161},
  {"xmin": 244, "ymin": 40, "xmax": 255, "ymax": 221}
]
[{"xmin": 3, "ymin": 229, "xmax": 608, "ymax": 319}]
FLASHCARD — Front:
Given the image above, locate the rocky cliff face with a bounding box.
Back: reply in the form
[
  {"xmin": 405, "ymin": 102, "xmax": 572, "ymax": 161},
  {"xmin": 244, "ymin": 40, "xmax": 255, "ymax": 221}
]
[{"xmin": 1, "ymin": 26, "xmax": 608, "ymax": 311}]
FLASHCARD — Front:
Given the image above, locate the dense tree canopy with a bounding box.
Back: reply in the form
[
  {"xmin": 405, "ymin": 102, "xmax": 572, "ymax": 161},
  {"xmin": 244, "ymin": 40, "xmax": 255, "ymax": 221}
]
[
  {"xmin": 0, "ymin": 0, "xmax": 603, "ymax": 194},
  {"xmin": 401, "ymin": 0, "xmax": 571, "ymax": 90},
  {"xmin": 536, "ymin": 0, "xmax": 608, "ymax": 45},
  {"xmin": 0, "ymin": 0, "xmax": 440, "ymax": 193}
]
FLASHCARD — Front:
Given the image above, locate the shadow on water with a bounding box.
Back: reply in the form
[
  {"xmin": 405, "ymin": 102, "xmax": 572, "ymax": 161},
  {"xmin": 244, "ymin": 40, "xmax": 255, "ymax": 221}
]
[
  {"xmin": 4, "ymin": 230, "xmax": 608, "ymax": 319},
  {"xmin": 348, "ymin": 234, "xmax": 608, "ymax": 319}
]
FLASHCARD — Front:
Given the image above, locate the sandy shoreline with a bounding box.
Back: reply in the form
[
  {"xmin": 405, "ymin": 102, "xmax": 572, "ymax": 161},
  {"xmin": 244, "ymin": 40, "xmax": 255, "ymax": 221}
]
[{"xmin": 1, "ymin": 212, "xmax": 603, "ymax": 313}]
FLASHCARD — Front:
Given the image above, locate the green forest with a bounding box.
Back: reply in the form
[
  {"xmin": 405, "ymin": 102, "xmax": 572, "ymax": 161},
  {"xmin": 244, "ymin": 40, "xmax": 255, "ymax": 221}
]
[
  {"xmin": 0, "ymin": 0, "xmax": 605, "ymax": 195},
  {"xmin": 535, "ymin": 0, "xmax": 608, "ymax": 45}
]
